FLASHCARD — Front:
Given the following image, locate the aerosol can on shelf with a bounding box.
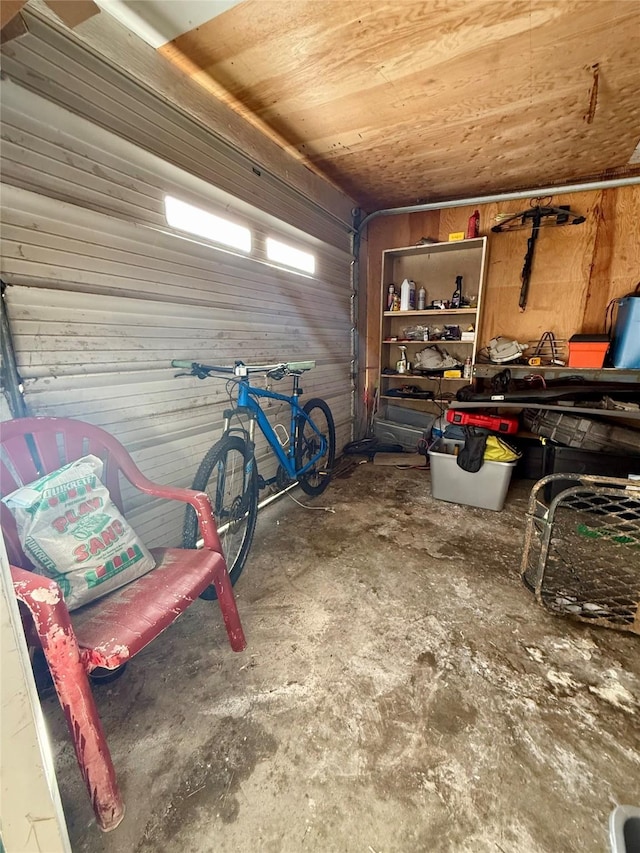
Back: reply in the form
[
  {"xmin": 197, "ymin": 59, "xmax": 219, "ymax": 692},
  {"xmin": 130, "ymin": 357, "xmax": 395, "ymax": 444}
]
[
  {"xmin": 417, "ymin": 286, "xmax": 426, "ymax": 311},
  {"xmin": 463, "ymin": 357, "xmax": 472, "ymax": 379},
  {"xmin": 451, "ymin": 276, "xmax": 463, "ymax": 309}
]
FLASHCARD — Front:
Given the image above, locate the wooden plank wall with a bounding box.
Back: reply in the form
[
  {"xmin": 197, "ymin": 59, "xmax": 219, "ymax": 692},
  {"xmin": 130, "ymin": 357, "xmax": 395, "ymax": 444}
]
[{"xmin": 362, "ymin": 184, "xmax": 640, "ymax": 396}]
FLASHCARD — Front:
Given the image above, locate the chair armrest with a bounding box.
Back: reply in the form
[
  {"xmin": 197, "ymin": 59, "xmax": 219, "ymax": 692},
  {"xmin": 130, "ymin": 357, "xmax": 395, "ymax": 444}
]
[
  {"xmin": 10, "ymin": 565, "xmax": 75, "ymax": 633},
  {"xmin": 11, "ymin": 564, "xmax": 62, "ymax": 598},
  {"xmin": 117, "ymin": 462, "xmax": 223, "ymax": 551},
  {"xmin": 164, "ymin": 488, "xmax": 224, "ymax": 553}
]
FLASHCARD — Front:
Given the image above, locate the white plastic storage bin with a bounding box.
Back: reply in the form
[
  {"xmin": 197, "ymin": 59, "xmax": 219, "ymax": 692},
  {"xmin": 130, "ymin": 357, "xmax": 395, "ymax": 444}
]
[{"xmin": 428, "ymin": 438, "xmax": 517, "ymax": 511}]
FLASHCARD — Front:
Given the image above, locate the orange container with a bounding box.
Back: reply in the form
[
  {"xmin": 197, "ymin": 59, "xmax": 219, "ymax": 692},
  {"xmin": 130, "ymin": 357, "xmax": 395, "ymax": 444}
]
[{"xmin": 568, "ymin": 334, "xmax": 610, "ymax": 368}]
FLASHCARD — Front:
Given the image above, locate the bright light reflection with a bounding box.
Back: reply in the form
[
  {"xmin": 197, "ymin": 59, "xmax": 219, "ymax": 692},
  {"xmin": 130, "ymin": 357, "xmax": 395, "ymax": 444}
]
[
  {"xmin": 164, "ymin": 195, "xmax": 251, "ymax": 253},
  {"xmin": 266, "ymin": 237, "xmax": 315, "ymax": 274}
]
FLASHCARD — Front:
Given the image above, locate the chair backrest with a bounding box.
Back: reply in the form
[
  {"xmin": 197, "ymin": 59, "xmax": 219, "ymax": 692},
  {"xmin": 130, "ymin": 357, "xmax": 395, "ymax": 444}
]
[{"xmin": 1, "ymin": 417, "xmax": 130, "ymax": 568}]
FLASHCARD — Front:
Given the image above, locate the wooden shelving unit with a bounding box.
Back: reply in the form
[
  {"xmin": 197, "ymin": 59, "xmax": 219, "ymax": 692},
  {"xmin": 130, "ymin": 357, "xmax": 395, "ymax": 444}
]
[{"xmin": 377, "ymin": 238, "xmax": 488, "ymax": 418}]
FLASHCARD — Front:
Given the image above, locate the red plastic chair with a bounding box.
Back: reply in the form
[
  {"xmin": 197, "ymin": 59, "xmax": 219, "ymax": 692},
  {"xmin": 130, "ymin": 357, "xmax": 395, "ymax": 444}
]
[{"xmin": 0, "ymin": 417, "xmax": 246, "ymax": 831}]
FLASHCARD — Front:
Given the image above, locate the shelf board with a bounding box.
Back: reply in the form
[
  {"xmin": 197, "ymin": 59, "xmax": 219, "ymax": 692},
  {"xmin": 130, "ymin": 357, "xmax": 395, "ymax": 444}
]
[
  {"xmin": 380, "ymin": 395, "xmax": 456, "ymax": 403},
  {"xmin": 381, "ymin": 374, "xmax": 468, "ymax": 382},
  {"xmin": 450, "ymin": 401, "xmax": 640, "ymax": 420},
  {"xmin": 383, "ymin": 339, "xmax": 475, "ymax": 345},
  {"xmin": 383, "ymin": 308, "xmax": 477, "ymax": 317},
  {"xmin": 383, "ymin": 237, "xmax": 486, "ymax": 258},
  {"xmin": 474, "ymin": 364, "xmax": 640, "ymax": 383}
]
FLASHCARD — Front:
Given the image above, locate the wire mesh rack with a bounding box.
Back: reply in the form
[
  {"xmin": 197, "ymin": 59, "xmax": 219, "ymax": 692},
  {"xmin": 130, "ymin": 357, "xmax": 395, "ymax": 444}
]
[
  {"xmin": 525, "ymin": 332, "xmax": 568, "ymax": 365},
  {"xmin": 521, "ymin": 473, "xmax": 640, "ymax": 634}
]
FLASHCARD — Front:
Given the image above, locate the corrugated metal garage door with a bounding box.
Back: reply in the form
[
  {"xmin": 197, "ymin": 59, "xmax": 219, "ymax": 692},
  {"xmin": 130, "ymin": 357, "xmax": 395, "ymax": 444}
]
[
  {"xmin": 0, "ymin": 8, "xmax": 351, "ymax": 246},
  {"xmin": 0, "ymin": 38, "xmax": 353, "ymax": 547}
]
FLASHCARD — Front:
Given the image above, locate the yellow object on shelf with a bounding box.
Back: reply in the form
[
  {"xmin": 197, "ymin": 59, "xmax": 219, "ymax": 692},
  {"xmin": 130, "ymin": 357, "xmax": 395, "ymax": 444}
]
[
  {"xmin": 443, "ymin": 369, "xmax": 462, "ymax": 379},
  {"xmin": 448, "ymin": 232, "xmax": 465, "ymax": 242}
]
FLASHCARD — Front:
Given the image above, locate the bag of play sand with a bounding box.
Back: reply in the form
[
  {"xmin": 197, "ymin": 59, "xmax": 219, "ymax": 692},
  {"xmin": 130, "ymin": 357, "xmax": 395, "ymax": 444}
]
[{"xmin": 3, "ymin": 454, "xmax": 155, "ymax": 610}]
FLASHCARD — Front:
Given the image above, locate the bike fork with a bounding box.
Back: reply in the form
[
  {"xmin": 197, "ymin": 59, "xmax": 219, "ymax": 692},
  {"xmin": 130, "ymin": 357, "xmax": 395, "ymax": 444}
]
[{"xmin": 222, "ymin": 408, "xmax": 256, "ymax": 498}]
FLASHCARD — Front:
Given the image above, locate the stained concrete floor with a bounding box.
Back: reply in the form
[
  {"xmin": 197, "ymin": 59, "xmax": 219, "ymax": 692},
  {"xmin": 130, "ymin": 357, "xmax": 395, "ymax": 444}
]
[{"xmin": 43, "ymin": 463, "xmax": 639, "ymax": 853}]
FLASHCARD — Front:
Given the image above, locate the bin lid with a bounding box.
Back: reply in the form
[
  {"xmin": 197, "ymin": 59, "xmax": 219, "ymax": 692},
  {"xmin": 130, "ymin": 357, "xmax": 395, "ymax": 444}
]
[{"xmin": 569, "ymin": 334, "xmax": 610, "ymax": 343}]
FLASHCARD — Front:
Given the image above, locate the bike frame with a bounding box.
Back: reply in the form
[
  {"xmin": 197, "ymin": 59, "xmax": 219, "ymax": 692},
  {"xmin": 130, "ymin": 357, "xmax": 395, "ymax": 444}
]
[{"xmin": 226, "ymin": 374, "xmax": 328, "ymax": 484}]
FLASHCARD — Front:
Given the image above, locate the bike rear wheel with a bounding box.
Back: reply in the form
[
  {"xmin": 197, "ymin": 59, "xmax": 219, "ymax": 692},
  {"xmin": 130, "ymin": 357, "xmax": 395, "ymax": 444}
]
[
  {"xmin": 183, "ymin": 435, "xmax": 258, "ymax": 595},
  {"xmin": 295, "ymin": 398, "xmax": 336, "ymax": 496}
]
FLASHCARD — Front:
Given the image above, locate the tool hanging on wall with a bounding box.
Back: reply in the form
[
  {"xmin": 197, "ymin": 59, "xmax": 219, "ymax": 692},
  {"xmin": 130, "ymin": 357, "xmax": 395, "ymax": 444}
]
[{"xmin": 491, "ymin": 198, "xmax": 586, "ymax": 312}]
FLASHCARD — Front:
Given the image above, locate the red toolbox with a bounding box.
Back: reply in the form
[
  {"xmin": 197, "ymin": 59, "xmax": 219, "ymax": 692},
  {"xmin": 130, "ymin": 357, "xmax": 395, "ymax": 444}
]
[{"xmin": 446, "ymin": 408, "xmax": 519, "ymax": 434}]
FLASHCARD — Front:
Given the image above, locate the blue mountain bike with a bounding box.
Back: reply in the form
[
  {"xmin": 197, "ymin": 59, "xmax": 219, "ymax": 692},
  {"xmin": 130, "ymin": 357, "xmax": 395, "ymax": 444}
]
[{"xmin": 172, "ymin": 359, "xmax": 336, "ymax": 590}]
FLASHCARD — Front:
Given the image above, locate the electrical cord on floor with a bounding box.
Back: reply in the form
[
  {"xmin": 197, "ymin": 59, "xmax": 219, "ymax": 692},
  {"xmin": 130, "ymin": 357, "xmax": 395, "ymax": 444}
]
[
  {"xmin": 393, "ymin": 460, "xmax": 429, "ymax": 469},
  {"xmin": 285, "ymin": 489, "xmax": 335, "ymax": 513}
]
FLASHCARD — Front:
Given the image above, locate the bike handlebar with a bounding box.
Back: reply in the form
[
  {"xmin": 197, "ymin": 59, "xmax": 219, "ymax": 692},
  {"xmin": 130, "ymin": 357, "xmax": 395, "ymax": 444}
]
[
  {"xmin": 172, "ymin": 360, "xmax": 202, "ymax": 370},
  {"xmin": 171, "ymin": 359, "xmax": 316, "ymax": 378}
]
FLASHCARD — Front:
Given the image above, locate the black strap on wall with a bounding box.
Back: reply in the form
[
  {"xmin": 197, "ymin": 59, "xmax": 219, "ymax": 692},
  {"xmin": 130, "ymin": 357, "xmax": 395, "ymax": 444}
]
[{"xmin": 0, "ymin": 280, "xmax": 27, "ymax": 418}]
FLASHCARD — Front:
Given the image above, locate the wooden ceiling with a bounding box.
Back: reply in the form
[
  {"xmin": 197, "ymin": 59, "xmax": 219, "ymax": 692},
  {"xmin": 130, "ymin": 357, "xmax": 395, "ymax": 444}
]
[{"xmin": 158, "ymin": 0, "xmax": 640, "ymax": 212}]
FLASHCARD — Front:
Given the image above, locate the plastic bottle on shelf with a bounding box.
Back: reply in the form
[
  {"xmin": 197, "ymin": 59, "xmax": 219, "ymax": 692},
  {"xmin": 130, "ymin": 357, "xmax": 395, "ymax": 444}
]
[
  {"xmin": 400, "ymin": 278, "xmax": 411, "ymax": 311},
  {"xmin": 387, "ymin": 284, "xmax": 395, "ymax": 310},
  {"xmin": 417, "ymin": 286, "xmax": 426, "ymax": 311},
  {"xmin": 408, "ymin": 280, "xmax": 416, "ymax": 310},
  {"xmin": 396, "ymin": 345, "xmax": 409, "ymax": 374}
]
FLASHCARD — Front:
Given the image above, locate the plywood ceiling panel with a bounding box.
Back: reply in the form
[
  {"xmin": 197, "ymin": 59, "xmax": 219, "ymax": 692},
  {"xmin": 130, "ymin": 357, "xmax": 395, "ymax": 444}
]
[{"xmin": 159, "ymin": 0, "xmax": 640, "ymax": 211}]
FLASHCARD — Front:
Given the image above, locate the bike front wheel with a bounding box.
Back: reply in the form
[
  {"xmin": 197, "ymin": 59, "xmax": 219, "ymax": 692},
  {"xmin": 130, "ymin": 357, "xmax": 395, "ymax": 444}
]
[
  {"xmin": 295, "ymin": 398, "xmax": 336, "ymax": 496},
  {"xmin": 183, "ymin": 435, "xmax": 259, "ymax": 594}
]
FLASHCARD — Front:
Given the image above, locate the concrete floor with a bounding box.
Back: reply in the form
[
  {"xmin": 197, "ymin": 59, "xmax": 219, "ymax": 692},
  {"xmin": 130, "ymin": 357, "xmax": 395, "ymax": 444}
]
[{"xmin": 44, "ymin": 463, "xmax": 639, "ymax": 853}]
